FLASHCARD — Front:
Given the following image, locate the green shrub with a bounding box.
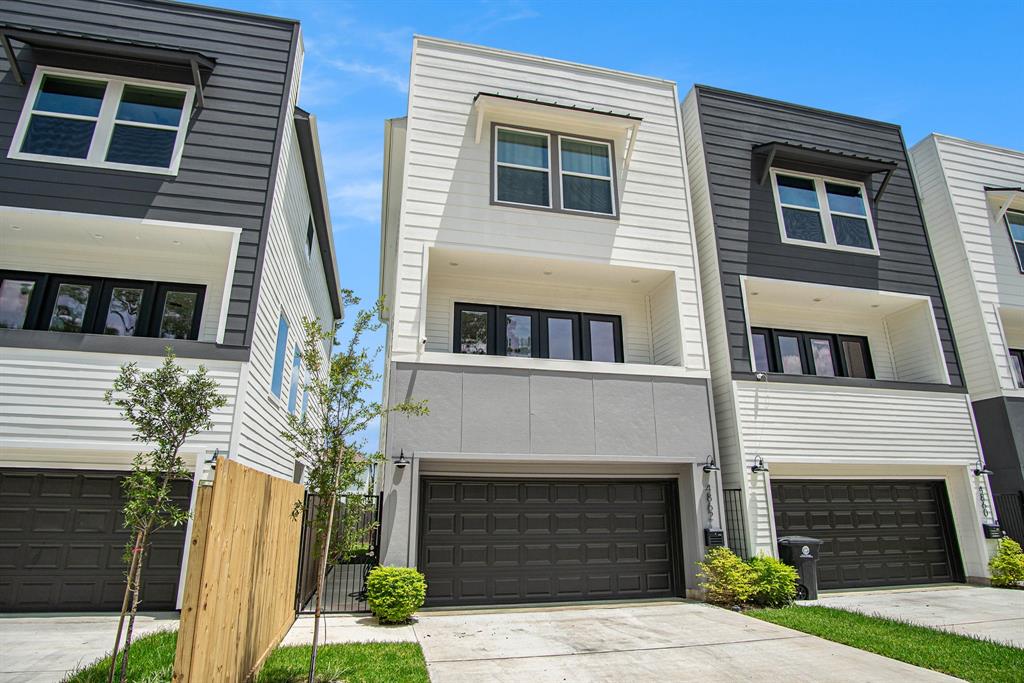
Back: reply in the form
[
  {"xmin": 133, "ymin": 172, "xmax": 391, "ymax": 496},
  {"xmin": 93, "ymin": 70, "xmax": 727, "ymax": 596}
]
[
  {"xmin": 989, "ymin": 537, "xmax": 1024, "ymax": 588},
  {"xmin": 748, "ymin": 554, "xmax": 798, "ymax": 607},
  {"xmin": 366, "ymin": 566, "xmax": 427, "ymax": 624},
  {"xmin": 697, "ymin": 547, "xmax": 754, "ymax": 605}
]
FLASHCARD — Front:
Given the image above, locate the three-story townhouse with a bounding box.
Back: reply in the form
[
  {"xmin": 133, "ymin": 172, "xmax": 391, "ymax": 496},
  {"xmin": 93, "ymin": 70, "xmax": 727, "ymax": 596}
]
[
  {"xmin": 911, "ymin": 134, "xmax": 1024, "ymax": 546},
  {"xmin": 0, "ymin": 0, "xmax": 341, "ymax": 611},
  {"xmin": 683, "ymin": 86, "xmax": 995, "ymax": 590},
  {"xmin": 377, "ymin": 37, "xmax": 722, "ymax": 606}
]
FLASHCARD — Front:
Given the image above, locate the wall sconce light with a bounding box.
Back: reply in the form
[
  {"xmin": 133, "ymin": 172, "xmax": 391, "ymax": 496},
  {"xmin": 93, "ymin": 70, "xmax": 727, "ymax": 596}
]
[
  {"xmin": 751, "ymin": 455, "xmax": 769, "ymax": 473},
  {"xmin": 702, "ymin": 454, "xmax": 720, "ymax": 473},
  {"xmin": 972, "ymin": 459, "xmax": 992, "ymax": 477},
  {"xmin": 394, "ymin": 450, "xmax": 410, "ymax": 469}
]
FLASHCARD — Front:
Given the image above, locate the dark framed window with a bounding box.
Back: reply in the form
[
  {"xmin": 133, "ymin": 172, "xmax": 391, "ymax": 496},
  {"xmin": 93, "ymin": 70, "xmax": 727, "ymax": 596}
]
[
  {"xmin": 0, "ymin": 269, "xmax": 204, "ymax": 340},
  {"xmin": 492, "ymin": 124, "xmax": 618, "ymax": 217},
  {"xmin": 1010, "ymin": 348, "xmax": 1024, "ymax": 389},
  {"xmin": 751, "ymin": 326, "xmax": 874, "ymax": 379},
  {"xmin": 306, "ymin": 217, "xmax": 316, "ymax": 262},
  {"xmin": 454, "ymin": 303, "xmax": 622, "ymax": 363},
  {"xmin": 1007, "ymin": 210, "xmax": 1024, "ymax": 273}
]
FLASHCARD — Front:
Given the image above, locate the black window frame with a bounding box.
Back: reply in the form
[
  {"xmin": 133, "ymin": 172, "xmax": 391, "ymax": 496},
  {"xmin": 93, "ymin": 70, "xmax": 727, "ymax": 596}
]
[
  {"xmin": 1006, "ymin": 210, "xmax": 1024, "ymax": 274},
  {"xmin": 750, "ymin": 326, "xmax": 874, "ymax": 379},
  {"xmin": 454, "ymin": 302, "xmax": 622, "ymax": 363},
  {"xmin": 0, "ymin": 269, "xmax": 205, "ymax": 341},
  {"xmin": 1009, "ymin": 348, "xmax": 1024, "ymax": 389},
  {"xmin": 0, "ymin": 270, "xmax": 48, "ymax": 330},
  {"xmin": 152, "ymin": 283, "xmax": 205, "ymax": 340}
]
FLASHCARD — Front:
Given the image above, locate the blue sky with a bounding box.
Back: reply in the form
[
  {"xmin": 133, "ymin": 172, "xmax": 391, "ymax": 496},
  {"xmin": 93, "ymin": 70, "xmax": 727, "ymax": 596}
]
[{"xmin": 196, "ymin": 0, "xmax": 1022, "ymax": 448}]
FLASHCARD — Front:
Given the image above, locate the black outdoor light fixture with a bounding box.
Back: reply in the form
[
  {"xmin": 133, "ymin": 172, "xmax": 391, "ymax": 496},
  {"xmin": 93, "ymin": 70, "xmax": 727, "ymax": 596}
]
[
  {"xmin": 393, "ymin": 450, "xmax": 410, "ymax": 469},
  {"xmin": 973, "ymin": 459, "xmax": 993, "ymax": 477},
  {"xmin": 702, "ymin": 454, "xmax": 720, "ymax": 473},
  {"xmin": 750, "ymin": 455, "xmax": 769, "ymax": 473}
]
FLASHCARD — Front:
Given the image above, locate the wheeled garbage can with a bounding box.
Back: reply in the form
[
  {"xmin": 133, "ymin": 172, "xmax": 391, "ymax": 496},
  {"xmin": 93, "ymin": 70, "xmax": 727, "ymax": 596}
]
[{"xmin": 777, "ymin": 536, "xmax": 824, "ymax": 600}]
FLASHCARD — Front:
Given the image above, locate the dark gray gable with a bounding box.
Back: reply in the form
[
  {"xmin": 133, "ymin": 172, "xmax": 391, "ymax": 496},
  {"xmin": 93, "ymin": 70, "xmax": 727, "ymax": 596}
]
[
  {"xmin": 0, "ymin": 0, "xmax": 299, "ymax": 347},
  {"xmin": 692, "ymin": 85, "xmax": 964, "ymax": 387}
]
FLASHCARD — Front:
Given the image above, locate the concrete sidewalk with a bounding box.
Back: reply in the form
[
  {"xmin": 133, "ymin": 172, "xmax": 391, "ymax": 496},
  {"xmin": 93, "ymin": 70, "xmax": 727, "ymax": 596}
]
[
  {"xmin": 0, "ymin": 612, "xmax": 178, "ymax": 683},
  {"xmin": 806, "ymin": 584, "xmax": 1024, "ymax": 648}
]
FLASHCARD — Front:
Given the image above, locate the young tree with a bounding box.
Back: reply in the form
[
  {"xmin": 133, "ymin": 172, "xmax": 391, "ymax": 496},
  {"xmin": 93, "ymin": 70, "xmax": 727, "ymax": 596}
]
[
  {"xmin": 103, "ymin": 350, "xmax": 227, "ymax": 683},
  {"xmin": 283, "ymin": 291, "xmax": 426, "ymax": 683}
]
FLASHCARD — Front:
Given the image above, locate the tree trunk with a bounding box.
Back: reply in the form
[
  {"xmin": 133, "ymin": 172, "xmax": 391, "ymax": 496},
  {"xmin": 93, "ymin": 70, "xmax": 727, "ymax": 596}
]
[
  {"xmin": 107, "ymin": 530, "xmax": 143, "ymax": 683},
  {"xmin": 119, "ymin": 526, "xmax": 149, "ymax": 683},
  {"xmin": 308, "ymin": 455, "xmax": 345, "ymax": 683}
]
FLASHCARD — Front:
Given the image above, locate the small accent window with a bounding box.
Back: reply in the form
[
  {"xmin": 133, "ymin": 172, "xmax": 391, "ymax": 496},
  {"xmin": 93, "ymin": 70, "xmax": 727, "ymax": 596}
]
[
  {"xmin": 453, "ymin": 303, "xmax": 622, "ymax": 362},
  {"xmin": 1010, "ymin": 348, "xmax": 1024, "ymax": 389},
  {"xmin": 271, "ymin": 314, "xmax": 289, "ymax": 397},
  {"xmin": 1006, "ymin": 210, "xmax": 1024, "ymax": 273},
  {"xmin": 287, "ymin": 345, "xmax": 302, "ymax": 413},
  {"xmin": 493, "ymin": 125, "xmax": 616, "ymax": 217},
  {"xmin": 306, "ymin": 218, "xmax": 316, "ymax": 262},
  {"xmin": 10, "ymin": 68, "xmax": 192, "ymax": 174},
  {"xmin": 770, "ymin": 169, "xmax": 878, "ymax": 254},
  {"xmin": 0, "ymin": 270, "xmax": 202, "ymax": 339},
  {"xmin": 751, "ymin": 327, "xmax": 873, "ymax": 379}
]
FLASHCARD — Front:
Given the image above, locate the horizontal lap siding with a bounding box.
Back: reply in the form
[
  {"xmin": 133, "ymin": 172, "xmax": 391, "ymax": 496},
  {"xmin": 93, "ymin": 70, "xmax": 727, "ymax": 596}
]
[
  {"xmin": 0, "ymin": 347, "xmax": 240, "ymax": 458},
  {"xmin": 395, "ymin": 39, "xmax": 706, "ymax": 371},
  {"xmin": 693, "ymin": 88, "xmax": 962, "ymax": 387},
  {"xmin": 911, "ymin": 136, "xmax": 1024, "ymax": 399},
  {"xmin": 733, "ymin": 382, "xmax": 980, "ymax": 463},
  {"xmin": 0, "ymin": 0, "xmax": 296, "ymax": 345}
]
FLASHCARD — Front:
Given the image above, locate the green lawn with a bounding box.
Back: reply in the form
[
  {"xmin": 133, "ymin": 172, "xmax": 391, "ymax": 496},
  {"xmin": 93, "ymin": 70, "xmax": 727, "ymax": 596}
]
[
  {"xmin": 62, "ymin": 630, "xmax": 428, "ymax": 683},
  {"xmin": 749, "ymin": 605, "xmax": 1024, "ymax": 683}
]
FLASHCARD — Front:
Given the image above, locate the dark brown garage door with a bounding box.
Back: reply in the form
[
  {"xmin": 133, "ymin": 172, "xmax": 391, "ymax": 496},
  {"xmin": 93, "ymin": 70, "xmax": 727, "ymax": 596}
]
[
  {"xmin": 772, "ymin": 480, "xmax": 962, "ymax": 590},
  {"xmin": 0, "ymin": 469, "xmax": 191, "ymax": 612},
  {"xmin": 418, "ymin": 478, "xmax": 681, "ymax": 606}
]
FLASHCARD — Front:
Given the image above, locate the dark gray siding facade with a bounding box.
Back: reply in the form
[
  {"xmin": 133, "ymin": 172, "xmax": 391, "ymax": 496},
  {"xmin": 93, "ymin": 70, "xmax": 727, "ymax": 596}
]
[
  {"xmin": 692, "ymin": 86, "xmax": 963, "ymax": 386},
  {"xmin": 0, "ymin": 0, "xmax": 299, "ymax": 346}
]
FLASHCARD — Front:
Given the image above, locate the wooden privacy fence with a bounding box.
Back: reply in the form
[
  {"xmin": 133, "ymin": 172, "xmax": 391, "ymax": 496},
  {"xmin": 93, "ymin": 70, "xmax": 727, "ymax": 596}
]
[{"xmin": 173, "ymin": 457, "xmax": 304, "ymax": 682}]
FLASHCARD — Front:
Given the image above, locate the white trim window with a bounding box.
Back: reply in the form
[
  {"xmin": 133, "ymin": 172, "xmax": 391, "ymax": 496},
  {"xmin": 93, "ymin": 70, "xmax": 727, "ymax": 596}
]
[
  {"xmin": 770, "ymin": 168, "xmax": 879, "ymax": 255},
  {"xmin": 559, "ymin": 135, "xmax": 615, "ymax": 215},
  {"xmin": 1006, "ymin": 209, "xmax": 1024, "ymax": 273},
  {"xmin": 8, "ymin": 67, "xmax": 194, "ymax": 175},
  {"xmin": 494, "ymin": 126, "xmax": 552, "ymax": 208}
]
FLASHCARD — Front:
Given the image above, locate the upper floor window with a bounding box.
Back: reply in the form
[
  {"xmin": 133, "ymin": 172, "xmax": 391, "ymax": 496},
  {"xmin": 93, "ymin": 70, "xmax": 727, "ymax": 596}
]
[
  {"xmin": 1010, "ymin": 348, "xmax": 1024, "ymax": 389},
  {"xmin": 493, "ymin": 125, "xmax": 617, "ymax": 217},
  {"xmin": 454, "ymin": 302, "xmax": 623, "ymax": 363},
  {"xmin": 0, "ymin": 269, "xmax": 203, "ymax": 340},
  {"xmin": 271, "ymin": 314, "xmax": 289, "ymax": 398},
  {"xmin": 9, "ymin": 68, "xmax": 193, "ymax": 175},
  {"xmin": 306, "ymin": 218, "xmax": 316, "ymax": 262},
  {"xmin": 751, "ymin": 326, "xmax": 874, "ymax": 379},
  {"xmin": 1006, "ymin": 210, "xmax": 1024, "ymax": 273},
  {"xmin": 770, "ymin": 169, "xmax": 878, "ymax": 255}
]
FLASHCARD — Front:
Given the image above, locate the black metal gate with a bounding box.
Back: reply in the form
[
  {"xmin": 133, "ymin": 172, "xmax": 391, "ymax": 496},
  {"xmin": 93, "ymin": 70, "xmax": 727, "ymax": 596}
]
[
  {"xmin": 996, "ymin": 492, "xmax": 1024, "ymax": 546},
  {"xmin": 295, "ymin": 492, "xmax": 382, "ymax": 613}
]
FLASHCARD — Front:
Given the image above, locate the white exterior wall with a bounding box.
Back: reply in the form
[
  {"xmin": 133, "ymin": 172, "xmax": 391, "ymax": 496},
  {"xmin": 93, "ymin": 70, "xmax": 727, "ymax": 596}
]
[
  {"xmin": 911, "ymin": 135, "xmax": 1024, "ymax": 401},
  {"xmin": 0, "ymin": 347, "xmax": 240, "ymax": 469},
  {"xmin": 232, "ymin": 44, "xmax": 336, "ymax": 479},
  {"xmin": 389, "ymin": 37, "xmax": 708, "ymax": 374}
]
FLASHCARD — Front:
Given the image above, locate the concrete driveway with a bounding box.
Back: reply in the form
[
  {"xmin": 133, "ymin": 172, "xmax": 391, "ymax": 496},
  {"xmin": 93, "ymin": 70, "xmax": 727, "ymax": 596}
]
[
  {"xmin": 808, "ymin": 585, "xmax": 1024, "ymax": 648},
  {"xmin": 0, "ymin": 612, "xmax": 178, "ymax": 683},
  {"xmin": 410, "ymin": 601, "xmax": 958, "ymax": 682}
]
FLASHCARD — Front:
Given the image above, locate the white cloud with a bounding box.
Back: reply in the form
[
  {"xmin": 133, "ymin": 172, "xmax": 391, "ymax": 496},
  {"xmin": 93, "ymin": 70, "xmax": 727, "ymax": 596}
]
[
  {"xmin": 329, "ymin": 180, "xmax": 381, "ymax": 224},
  {"xmin": 324, "ymin": 58, "xmax": 408, "ymax": 93}
]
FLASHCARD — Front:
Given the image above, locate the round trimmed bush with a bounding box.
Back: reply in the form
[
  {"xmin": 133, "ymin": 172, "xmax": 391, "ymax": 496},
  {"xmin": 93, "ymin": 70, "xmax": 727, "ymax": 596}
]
[
  {"xmin": 990, "ymin": 537, "xmax": 1024, "ymax": 588},
  {"xmin": 366, "ymin": 566, "xmax": 427, "ymax": 624},
  {"xmin": 748, "ymin": 554, "xmax": 798, "ymax": 607},
  {"xmin": 697, "ymin": 547, "xmax": 754, "ymax": 606}
]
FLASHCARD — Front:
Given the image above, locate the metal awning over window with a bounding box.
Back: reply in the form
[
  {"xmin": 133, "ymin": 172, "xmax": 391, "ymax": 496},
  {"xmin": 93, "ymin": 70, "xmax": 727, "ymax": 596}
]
[
  {"xmin": 753, "ymin": 141, "xmax": 899, "ymax": 203},
  {"xmin": 0, "ymin": 24, "xmax": 215, "ymax": 110},
  {"xmin": 986, "ymin": 186, "xmax": 1024, "ymax": 226}
]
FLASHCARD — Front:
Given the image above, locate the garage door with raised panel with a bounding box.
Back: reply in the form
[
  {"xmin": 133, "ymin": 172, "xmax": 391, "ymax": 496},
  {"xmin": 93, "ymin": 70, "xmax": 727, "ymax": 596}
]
[
  {"xmin": 772, "ymin": 480, "xmax": 962, "ymax": 590},
  {"xmin": 0, "ymin": 469, "xmax": 191, "ymax": 612},
  {"xmin": 419, "ymin": 479, "xmax": 681, "ymax": 606}
]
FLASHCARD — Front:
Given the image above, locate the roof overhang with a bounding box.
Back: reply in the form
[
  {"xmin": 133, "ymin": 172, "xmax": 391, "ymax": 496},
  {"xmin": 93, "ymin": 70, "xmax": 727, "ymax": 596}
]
[
  {"xmin": 472, "ymin": 92, "xmax": 643, "ymax": 170},
  {"xmin": 0, "ymin": 24, "xmax": 215, "ymax": 109},
  {"xmin": 753, "ymin": 141, "xmax": 899, "ymax": 203},
  {"xmin": 985, "ymin": 186, "xmax": 1024, "ymax": 226},
  {"xmin": 294, "ymin": 107, "xmax": 343, "ymax": 321}
]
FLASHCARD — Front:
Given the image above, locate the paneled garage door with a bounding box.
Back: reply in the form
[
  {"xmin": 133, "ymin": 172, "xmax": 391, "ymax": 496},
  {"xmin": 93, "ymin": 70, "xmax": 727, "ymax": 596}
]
[
  {"xmin": 0, "ymin": 469, "xmax": 191, "ymax": 612},
  {"xmin": 772, "ymin": 479, "xmax": 962, "ymax": 590},
  {"xmin": 418, "ymin": 478, "xmax": 681, "ymax": 607}
]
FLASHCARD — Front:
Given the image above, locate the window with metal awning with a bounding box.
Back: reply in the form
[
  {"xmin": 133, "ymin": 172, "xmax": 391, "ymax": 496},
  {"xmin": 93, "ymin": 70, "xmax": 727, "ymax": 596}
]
[
  {"xmin": 0, "ymin": 23, "xmax": 215, "ymax": 111},
  {"xmin": 752, "ymin": 140, "xmax": 899, "ymax": 204}
]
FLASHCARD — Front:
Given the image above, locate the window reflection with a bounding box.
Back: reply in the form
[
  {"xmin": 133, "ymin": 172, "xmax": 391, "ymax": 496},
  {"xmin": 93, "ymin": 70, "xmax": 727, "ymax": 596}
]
[
  {"xmin": 0, "ymin": 279, "xmax": 35, "ymax": 329},
  {"xmin": 159, "ymin": 290, "xmax": 197, "ymax": 339},
  {"xmin": 810, "ymin": 338, "xmax": 836, "ymax": 377},
  {"xmin": 104, "ymin": 287, "xmax": 144, "ymax": 336},
  {"xmin": 589, "ymin": 320, "xmax": 616, "ymax": 362},
  {"xmin": 778, "ymin": 335, "xmax": 802, "ymax": 374},
  {"xmin": 49, "ymin": 283, "xmax": 91, "ymax": 332},
  {"xmin": 505, "ymin": 314, "xmax": 533, "ymax": 357},
  {"xmin": 547, "ymin": 317, "xmax": 575, "ymax": 360},
  {"xmin": 460, "ymin": 310, "xmax": 489, "ymax": 354}
]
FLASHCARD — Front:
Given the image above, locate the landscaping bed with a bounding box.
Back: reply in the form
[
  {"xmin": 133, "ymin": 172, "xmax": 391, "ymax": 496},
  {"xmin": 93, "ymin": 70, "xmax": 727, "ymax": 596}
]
[
  {"xmin": 63, "ymin": 631, "xmax": 428, "ymax": 683},
  {"xmin": 749, "ymin": 605, "xmax": 1024, "ymax": 683}
]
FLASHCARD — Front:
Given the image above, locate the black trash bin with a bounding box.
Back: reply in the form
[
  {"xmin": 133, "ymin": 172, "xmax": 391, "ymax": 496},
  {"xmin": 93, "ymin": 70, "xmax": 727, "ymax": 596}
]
[{"xmin": 777, "ymin": 536, "xmax": 824, "ymax": 600}]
